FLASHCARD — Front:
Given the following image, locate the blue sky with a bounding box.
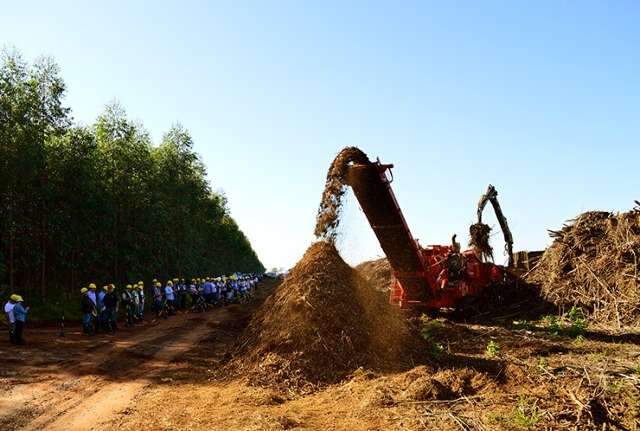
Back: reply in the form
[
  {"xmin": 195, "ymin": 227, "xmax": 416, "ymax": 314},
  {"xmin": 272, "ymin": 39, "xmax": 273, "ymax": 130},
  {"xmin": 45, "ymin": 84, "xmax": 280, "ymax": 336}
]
[{"xmin": 3, "ymin": 1, "xmax": 639, "ymax": 270}]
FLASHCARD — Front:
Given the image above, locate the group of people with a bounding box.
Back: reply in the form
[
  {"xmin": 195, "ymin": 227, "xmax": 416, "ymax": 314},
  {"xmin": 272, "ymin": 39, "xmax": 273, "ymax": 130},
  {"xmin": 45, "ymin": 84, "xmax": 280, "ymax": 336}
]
[
  {"xmin": 3, "ymin": 273, "xmax": 262, "ymax": 344},
  {"xmin": 80, "ymin": 282, "xmax": 135, "ymax": 335},
  {"xmin": 3, "ymin": 294, "xmax": 29, "ymax": 345},
  {"xmin": 164, "ymin": 275, "xmax": 261, "ymax": 314},
  {"xmin": 80, "ymin": 273, "xmax": 261, "ymax": 336}
]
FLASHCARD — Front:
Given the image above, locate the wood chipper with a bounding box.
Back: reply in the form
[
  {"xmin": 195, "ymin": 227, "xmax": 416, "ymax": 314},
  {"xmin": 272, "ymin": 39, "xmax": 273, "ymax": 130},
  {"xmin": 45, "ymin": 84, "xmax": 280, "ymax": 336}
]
[{"xmin": 345, "ymin": 157, "xmax": 514, "ymax": 309}]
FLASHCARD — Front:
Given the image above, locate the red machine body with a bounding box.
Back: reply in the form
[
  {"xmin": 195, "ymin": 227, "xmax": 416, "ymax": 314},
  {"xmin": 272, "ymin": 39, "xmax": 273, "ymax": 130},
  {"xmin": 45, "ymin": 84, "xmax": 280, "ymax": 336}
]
[
  {"xmin": 346, "ymin": 159, "xmax": 505, "ymax": 309},
  {"xmin": 389, "ymin": 246, "xmax": 504, "ymax": 309}
]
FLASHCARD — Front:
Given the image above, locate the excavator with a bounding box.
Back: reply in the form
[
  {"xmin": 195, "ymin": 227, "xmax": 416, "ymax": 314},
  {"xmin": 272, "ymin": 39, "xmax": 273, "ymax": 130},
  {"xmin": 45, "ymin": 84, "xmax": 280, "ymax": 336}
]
[
  {"xmin": 476, "ymin": 184, "xmax": 514, "ymax": 267},
  {"xmin": 345, "ymin": 156, "xmax": 516, "ymax": 309}
]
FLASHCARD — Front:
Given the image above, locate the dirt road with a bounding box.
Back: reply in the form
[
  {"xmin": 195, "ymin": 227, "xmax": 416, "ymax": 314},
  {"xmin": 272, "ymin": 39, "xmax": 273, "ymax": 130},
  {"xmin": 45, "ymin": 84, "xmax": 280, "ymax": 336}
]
[
  {"xmin": 0, "ymin": 281, "xmax": 276, "ymax": 431},
  {"xmin": 2, "ymin": 277, "xmax": 639, "ymax": 431}
]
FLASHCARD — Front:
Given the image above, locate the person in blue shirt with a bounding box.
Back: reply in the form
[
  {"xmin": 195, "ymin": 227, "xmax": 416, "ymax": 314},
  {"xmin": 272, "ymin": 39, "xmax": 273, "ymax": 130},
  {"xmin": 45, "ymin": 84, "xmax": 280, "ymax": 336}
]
[
  {"xmin": 165, "ymin": 281, "xmax": 176, "ymax": 315},
  {"xmin": 4, "ymin": 294, "xmax": 17, "ymax": 344},
  {"xmin": 12, "ymin": 295, "xmax": 29, "ymax": 345},
  {"xmin": 203, "ymin": 279, "xmax": 213, "ymax": 304}
]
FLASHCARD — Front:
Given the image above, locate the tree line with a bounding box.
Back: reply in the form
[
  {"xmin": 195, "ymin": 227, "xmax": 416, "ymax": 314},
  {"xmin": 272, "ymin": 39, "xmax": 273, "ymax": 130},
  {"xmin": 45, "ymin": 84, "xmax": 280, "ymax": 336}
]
[{"xmin": 0, "ymin": 49, "xmax": 264, "ymax": 301}]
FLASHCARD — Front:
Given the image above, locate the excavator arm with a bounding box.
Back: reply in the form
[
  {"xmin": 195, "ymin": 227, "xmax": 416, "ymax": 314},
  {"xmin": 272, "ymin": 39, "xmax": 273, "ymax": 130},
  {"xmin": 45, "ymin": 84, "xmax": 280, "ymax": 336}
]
[{"xmin": 477, "ymin": 184, "xmax": 514, "ymax": 267}]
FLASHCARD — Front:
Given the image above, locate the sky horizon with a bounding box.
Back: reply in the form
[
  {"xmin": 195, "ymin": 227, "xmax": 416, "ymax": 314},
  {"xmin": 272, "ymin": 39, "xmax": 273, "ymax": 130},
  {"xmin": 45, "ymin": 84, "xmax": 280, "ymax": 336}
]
[{"xmin": 3, "ymin": 1, "xmax": 639, "ymax": 271}]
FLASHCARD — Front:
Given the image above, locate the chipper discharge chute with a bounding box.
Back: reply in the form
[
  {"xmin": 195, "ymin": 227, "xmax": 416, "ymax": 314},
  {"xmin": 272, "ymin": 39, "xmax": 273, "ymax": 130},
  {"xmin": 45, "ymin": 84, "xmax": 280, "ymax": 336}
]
[{"xmin": 344, "ymin": 155, "xmax": 506, "ymax": 309}]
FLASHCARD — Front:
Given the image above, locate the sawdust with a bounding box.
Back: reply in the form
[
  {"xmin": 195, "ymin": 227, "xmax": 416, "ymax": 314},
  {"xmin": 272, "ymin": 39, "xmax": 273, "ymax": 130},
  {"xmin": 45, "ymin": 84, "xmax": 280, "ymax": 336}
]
[
  {"xmin": 355, "ymin": 257, "xmax": 391, "ymax": 291},
  {"xmin": 314, "ymin": 147, "xmax": 370, "ymax": 242},
  {"xmin": 227, "ymin": 241, "xmax": 420, "ymax": 394}
]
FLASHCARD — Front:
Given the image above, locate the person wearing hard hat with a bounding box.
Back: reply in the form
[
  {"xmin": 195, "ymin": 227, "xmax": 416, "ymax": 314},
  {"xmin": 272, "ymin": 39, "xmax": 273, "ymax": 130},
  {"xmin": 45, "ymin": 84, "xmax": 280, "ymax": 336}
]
[
  {"xmin": 217, "ymin": 278, "xmax": 225, "ymax": 304},
  {"xmin": 87, "ymin": 283, "xmax": 97, "ymax": 306},
  {"xmin": 121, "ymin": 285, "xmax": 134, "ymax": 327},
  {"xmin": 130, "ymin": 284, "xmax": 140, "ymax": 322},
  {"xmin": 137, "ymin": 283, "xmax": 145, "ymax": 320},
  {"xmin": 178, "ymin": 278, "xmax": 188, "ymax": 309},
  {"xmin": 96, "ymin": 286, "xmax": 107, "ymax": 333},
  {"xmin": 182, "ymin": 278, "xmax": 189, "ymax": 309},
  {"xmin": 12, "ymin": 295, "xmax": 29, "ymax": 345},
  {"xmin": 152, "ymin": 282, "xmax": 164, "ymax": 318},
  {"xmin": 170, "ymin": 278, "xmax": 180, "ymax": 310},
  {"xmin": 210, "ymin": 278, "xmax": 219, "ymax": 305},
  {"xmin": 4, "ymin": 294, "xmax": 18, "ymax": 343},
  {"xmin": 202, "ymin": 278, "xmax": 213, "ymax": 305},
  {"xmin": 165, "ymin": 280, "xmax": 175, "ymax": 315},
  {"xmin": 80, "ymin": 287, "xmax": 95, "ymax": 335},
  {"xmin": 104, "ymin": 284, "xmax": 119, "ymax": 334},
  {"xmin": 188, "ymin": 279, "xmax": 198, "ymax": 306}
]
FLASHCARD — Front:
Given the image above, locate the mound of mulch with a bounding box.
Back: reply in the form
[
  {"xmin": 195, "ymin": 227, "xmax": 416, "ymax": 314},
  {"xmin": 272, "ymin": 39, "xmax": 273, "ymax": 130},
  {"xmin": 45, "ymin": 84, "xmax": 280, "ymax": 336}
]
[
  {"xmin": 528, "ymin": 209, "xmax": 640, "ymax": 327},
  {"xmin": 228, "ymin": 241, "xmax": 420, "ymax": 394},
  {"xmin": 355, "ymin": 257, "xmax": 391, "ymax": 291},
  {"xmin": 350, "ymin": 365, "xmax": 495, "ymax": 409},
  {"xmin": 314, "ymin": 147, "xmax": 370, "ymax": 242}
]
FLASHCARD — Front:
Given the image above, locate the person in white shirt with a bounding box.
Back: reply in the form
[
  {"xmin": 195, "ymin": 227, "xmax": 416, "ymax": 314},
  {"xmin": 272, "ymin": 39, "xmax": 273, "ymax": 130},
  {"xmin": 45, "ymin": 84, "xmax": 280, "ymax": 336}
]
[
  {"xmin": 165, "ymin": 281, "xmax": 176, "ymax": 315},
  {"xmin": 137, "ymin": 284, "xmax": 145, "ymax": 319},
  {"xmin": 4, "ymin": 295, "xmax": 17, "ymax": 344}
]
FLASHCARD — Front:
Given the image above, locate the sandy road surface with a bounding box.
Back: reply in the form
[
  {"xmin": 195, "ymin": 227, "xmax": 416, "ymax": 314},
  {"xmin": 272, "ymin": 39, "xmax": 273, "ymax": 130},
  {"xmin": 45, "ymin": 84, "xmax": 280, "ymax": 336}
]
[
  {"xmin": 0, "ymin": 283, "xmax": 275, "ymax": 431},
  {"xmin": 2, "ymin": 277, "xmax": 639, "ymax": 431}
]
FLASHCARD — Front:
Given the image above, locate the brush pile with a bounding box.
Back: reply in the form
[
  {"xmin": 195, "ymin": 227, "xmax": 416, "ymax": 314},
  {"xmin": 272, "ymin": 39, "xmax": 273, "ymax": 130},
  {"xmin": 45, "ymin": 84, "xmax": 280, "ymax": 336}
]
[
  {"xmin": 314, "ymin": 147, "xmax": 370, "ymax": 242},
  {"xmin": 528, "ymin": 209, "xmax": 640, "ymax": 327},
  {"xmin": 469, "ymin": 223, "xmax": 493, "ymax": 261},
  {"xmin": 229, "ymin": 241, "xmax": 417, "ymax": 394}
]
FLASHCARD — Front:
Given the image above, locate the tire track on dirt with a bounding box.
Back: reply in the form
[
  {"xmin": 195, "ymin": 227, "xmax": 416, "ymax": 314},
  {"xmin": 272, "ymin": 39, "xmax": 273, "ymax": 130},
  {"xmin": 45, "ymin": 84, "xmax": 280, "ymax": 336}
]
[
  {"xmin": 1, "ymin": 328, "xmax": 175, "ymax": 430},
  {"xmin": 18, "ymin": 312, "xmax": 226, "ymax": 431}
]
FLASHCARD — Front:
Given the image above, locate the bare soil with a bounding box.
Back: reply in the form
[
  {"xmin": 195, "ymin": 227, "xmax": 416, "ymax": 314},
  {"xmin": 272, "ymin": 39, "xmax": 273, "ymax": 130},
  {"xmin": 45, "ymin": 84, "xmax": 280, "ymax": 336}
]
[{"xmin": 1, "ymin": 277, "xmax": 639, "ymax": 430}]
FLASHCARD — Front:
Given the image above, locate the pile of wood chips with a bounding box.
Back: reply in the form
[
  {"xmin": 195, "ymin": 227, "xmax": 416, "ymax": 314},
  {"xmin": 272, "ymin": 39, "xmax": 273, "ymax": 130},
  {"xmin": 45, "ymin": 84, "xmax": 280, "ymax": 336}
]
[
  {"xmin": 228, "ymin": 241, "xmax": 419, "ymax": 395},
  {"xmin": 314, "ymin": 147, "xmax": 370, "ymax": 242}
]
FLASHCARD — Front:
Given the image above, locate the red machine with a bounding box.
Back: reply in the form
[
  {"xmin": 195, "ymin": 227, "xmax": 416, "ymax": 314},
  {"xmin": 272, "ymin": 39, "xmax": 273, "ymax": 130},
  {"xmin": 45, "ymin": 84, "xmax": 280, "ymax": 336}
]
[{"xmin": 346, "ymin": 158, "xmax": 506, "ymax": 309}]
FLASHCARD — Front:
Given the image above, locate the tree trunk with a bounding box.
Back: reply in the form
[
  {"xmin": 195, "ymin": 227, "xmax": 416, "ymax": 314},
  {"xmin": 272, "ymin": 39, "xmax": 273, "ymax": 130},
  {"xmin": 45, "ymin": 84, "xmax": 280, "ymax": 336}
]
[
  {"xmin": 9, "ymin": 226, "xmax": 14, "ymax": 291},
  {"xmin": 114, "ymin": 207, "xmax": 119, "ymax": 281},
  {"xmin": 71, "ymin": 250, "xmax": 76, "ymax": 293},
  {"xmin": 39, "ymin": 208, "xmax": 46, "ymax": 299}
]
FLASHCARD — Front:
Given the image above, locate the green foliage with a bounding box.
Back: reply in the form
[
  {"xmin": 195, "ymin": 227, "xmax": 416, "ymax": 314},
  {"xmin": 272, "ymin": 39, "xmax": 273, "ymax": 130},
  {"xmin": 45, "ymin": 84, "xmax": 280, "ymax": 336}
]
[
  {"xmin": 419, "ymin": 315, "xmax": 445, "ymax": 357},
  {"xmin": 606, "ymin": 378, "xmax": 625, "ymax": 395},
  {"xmin": 566, "ymin": 305, "xmax": 587, "ymax": 337},
  {"xmin": 0, "ymin": 50, "xmax": 264, "ymax": 304},
  {"xmin": 28, "ymin": 294, "xmax": 82, "ymax": 322},
  {"xmin": 543, "ymin": 315, "xmax": 561, "ymax": 336},
  {"xmin": 486, "ymin": 339, "xmax": 500, "ymax": 357},
  {"xmin": 573, "ymin": 334, "xmax": 585, "ymax": 345},
  {"xmin": 512, "ymin": 396, "xmax": 540, "ymax": 428},
  {"xmin": 542, "ymin": 307, "xmax": 587, "ymax": 339},
  {"xmin": 536, "ymin": 356, "xmax": 547, "ymax": 372}
]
